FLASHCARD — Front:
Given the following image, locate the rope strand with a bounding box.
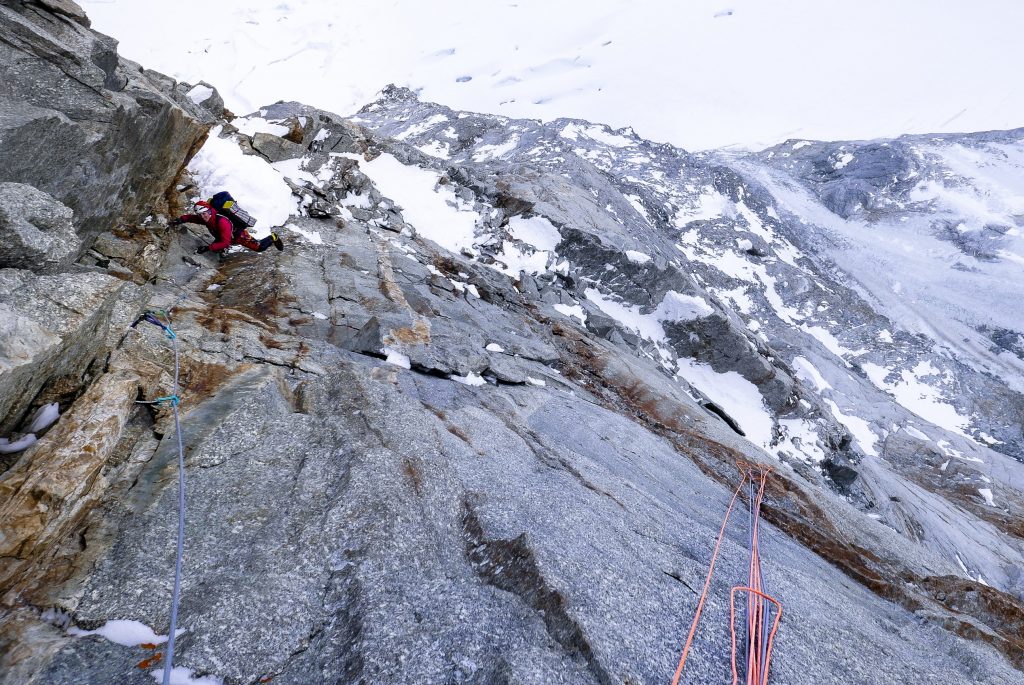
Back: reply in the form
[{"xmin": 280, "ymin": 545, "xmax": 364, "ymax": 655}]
[
  {"xmin": 133, "ymin": 312, "xmax": 187, "ymax": 685},
  {"xmin": 735, "ymin": 468, "xmax": 778, "ymax": 685},
  {"xmin": 671, "ymin": 466, "xmax": 782, "ymax": 685},
  {"xmin": 670, "ymin": 473, "xmax": 749, "ymax": 685},
  {"xmin": 163, "ymin": 327, "xmax": 185, "ymax": 685}
]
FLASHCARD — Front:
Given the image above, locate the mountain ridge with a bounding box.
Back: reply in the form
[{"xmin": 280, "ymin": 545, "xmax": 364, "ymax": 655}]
[{"xmin": 1, "ymin": 4, "xmax": 1023, "ymax": 684}]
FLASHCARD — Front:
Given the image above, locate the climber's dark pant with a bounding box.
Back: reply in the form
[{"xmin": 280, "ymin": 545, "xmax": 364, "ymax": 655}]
[{"xmin": 235, "ymin": 231, "xmax": 275, "ymax": 252}]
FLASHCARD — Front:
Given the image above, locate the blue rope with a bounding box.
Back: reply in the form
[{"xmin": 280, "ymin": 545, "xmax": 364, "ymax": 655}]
[
  {"xmin": 163, "ymin": 328, "xmax": 185, "ymax": 685},
  {"xmin": 134, "ymin": 315, "xmax": 187, "ymax": 685}
]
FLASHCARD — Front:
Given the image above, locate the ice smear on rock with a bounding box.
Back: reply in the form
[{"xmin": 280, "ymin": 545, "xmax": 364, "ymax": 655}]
[
  {"xmin": 284, "ymin": 223, "xmax": 324, "ymax": 245},
  {"xmin": 824, "ymin": 400, "xmax": 879, "ymax": 456},
  {"xmin": 584, "ymin": 287, "xmax": 712, "ymax": 343},
  {"xmin": 186, "ymin": 84, "xmax": 213, "ymax": 105},
  {"xmin": 451, "ymin": 372, "xmax": 486, "ymax": 386},
  {"xmin": 553, "ymin": 303, "xmax": 587, "ymax": 323},
  {"xmin": 862, "ymin": 362, "xmax": 971, "ymax": 436},
  {"xmin": 27, "ymin": 402, "xmax": 60, "ymax": 433},
  {"xmin": 508, "ymin": 215, "xmax": 561, "ymax": 251},
  {"xmin": 978, "ymin": 488, "xmax": 996, "ymax": 506},
  {"xmin": 384, "ymin": 348, "xmax": 412, "ymax": 369},
  {"xmin": 68, "ymin": 619, "xmax": 182, "ymax": 646},
  {"xmin": 0, "ymin": 434, "xmax": 37, "ymax": 454},
  {"xmin": 624, "ymin": 250, "xmax": 652, "ymax": 264},
  {"xmin": 792, "ymin": 356, "xmax": 831, "ymax": 392},
  {"xmin": 676, "ymin": 357, "xmax": 774, "ymax": 448},
  {"xmin": 232, "ymin": 116, "xmax": 289, "ymax": 138}
]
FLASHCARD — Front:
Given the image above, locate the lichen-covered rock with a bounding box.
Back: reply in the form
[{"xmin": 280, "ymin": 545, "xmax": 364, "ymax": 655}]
[
  {"xmin": 0, "ymin": 183, "xmax": 80, "ymax": 270},
  {"xmin": 0, "ymin": 371, "xmax": 139, "ymax": 599}
]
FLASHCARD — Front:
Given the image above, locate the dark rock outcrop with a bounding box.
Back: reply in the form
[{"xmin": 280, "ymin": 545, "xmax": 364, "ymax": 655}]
[
  {"xmin": 0, "ymin": 0, "xmax": 214, "ymax": 249},
  {"xmin": 0, "ymin": 183, "xmax": 80, "ymax": 270}
]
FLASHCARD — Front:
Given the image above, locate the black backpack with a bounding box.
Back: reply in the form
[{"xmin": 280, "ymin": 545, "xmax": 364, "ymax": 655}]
[{"xmin": 209, "ymin": 191, "xmax": 257, "ymax": 236}]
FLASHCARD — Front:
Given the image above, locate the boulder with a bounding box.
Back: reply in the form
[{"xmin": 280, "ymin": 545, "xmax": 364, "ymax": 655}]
[
  {"xmin": 822, "ymin": 456, "xmax": 860, "ymax": 492},
  {"xmin": 0, "ymin": 269, "xmax": 125, "ymax": 436},
  {"xmin": 29, "ymin": 0, "xmax": 90, "ymax": 27},
  {"xmin": 89, "ymin": 232, "xmax": 139, "ymax": 261},
  {"xmin": 252, "ymin": 131, "xmax": 307, "ymax": 162},
  {"xmin": 178, "ymin": 80, "xmax": 226, "ymax": 119},
  {"xmin": 0, "ymin": 183, "xmax": 80, "ymax": 270}
]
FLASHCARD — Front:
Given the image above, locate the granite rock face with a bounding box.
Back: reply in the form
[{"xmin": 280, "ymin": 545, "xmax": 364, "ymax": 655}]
[
  {"xmin": 0, "ymin": 183, "xmax": 80, "ymax": 271},
  {"xmin": 1, "ymin": 195, "xmax": 1015, "ymax": 685},
  {"xmin": 0, "ymin": 2, "xmax": 212, "ymax": 441},
  {"xmin": 1, "ymin": 11, "xmax": 1024, "ymax": 685},
  {"xmin": 0, "ymin": 0, "xmax": 214, "ymax": 249},
  {"xmin": 1, "ymin": 90, "xmax": 1021, "ymax": 685}
]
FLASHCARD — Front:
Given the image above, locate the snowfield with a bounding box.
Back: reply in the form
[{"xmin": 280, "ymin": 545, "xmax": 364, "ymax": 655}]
[{"xmin": 79, "ymin": 0, "xmax": 1024, "ymax": 151}]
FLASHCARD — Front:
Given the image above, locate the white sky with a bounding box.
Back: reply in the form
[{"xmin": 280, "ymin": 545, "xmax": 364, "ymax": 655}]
[{"xmin": 80, "ymin": 0, "xmax": 1024, "ymax": 150}]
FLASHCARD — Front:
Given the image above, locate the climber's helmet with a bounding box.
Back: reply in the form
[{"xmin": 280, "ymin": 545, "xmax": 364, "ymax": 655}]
[{"xmin": 195, "ymin": 203, "xmax": 213, "ymax": 221}]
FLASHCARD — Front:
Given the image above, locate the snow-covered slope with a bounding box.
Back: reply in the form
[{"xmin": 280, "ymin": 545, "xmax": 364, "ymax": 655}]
[
  {"xmin": 742, "ymin": 134, "xmax": 1024, "ymax": 401},
  {"xmin": 79, "ymin": 0, "xmax": 1024, "ymax": 150}
]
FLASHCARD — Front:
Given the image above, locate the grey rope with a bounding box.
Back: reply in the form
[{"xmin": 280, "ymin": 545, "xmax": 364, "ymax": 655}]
[
  {"xmin": 746, "ymin": 469, "xmax": 775, "ymax": 683},
  {"xmin": 163, "ymin": 329, "xmax": 185, "ymax": 685},
  {"xmin": 133, "ymin": 314, "xmax": 186, "ymax": 685}
]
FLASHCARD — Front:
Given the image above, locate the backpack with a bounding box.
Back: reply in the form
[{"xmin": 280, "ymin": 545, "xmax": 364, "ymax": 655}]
[{"xmin": 208, "ymin": 191, "xmax": 257, "ymax": 237}]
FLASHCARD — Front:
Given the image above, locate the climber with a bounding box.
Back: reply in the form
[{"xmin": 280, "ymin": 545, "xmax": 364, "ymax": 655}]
[{"xmin": 170, "ymin": 201, "xmax": 284, "ymax": 254}]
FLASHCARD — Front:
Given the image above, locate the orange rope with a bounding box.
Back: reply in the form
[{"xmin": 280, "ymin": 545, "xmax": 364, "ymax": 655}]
[
  {"xmin": 736, "ymin": 469, "xmax": 780, "ymax": 685},
  {"xmin": 670, "ymin": 467, "xmax": 782, "ymax": 685},
  {"xmin": 730, "ymin": 587, "xmax": 783, "ymax": 685},
  {"xmin": 670, "ymin": 473, "xmax": 749, "ymax": 685},
  {"xmin": 745, "ymin": 471, "xmax": 770, "ymax": 683}
]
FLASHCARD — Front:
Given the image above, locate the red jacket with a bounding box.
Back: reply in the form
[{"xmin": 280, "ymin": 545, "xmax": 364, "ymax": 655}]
[{"xmin": 179, "ymin": 201, "xmax": 235, "ymax": 251}]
